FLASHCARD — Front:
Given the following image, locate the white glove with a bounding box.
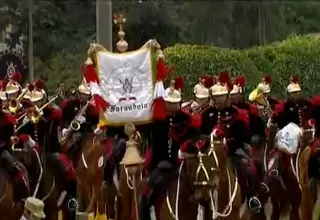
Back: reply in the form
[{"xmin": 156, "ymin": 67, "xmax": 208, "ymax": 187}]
[
  {"xmin": 62, "ymin": 128, "xmax": 68, "ymax": 137},
  {"xmin": 94, "ymin": 127, "xmax": 103, "ymax": 135},
  {"xmin": 267, "ymin": 118, "xmax": 272, "ymax": 128},
  {"xmin": 76, "ymin": 115, "xmax": 86, "ymax": 124}
]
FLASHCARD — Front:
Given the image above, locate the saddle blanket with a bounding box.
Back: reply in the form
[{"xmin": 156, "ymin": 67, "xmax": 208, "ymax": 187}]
[{"xmin": 275, "ymin": 122, "xmax": 302, "ymax": 154}]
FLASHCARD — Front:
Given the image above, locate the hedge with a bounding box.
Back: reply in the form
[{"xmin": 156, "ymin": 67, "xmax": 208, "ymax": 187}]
[{"xmin": 164, "ymin": 35, "xmax": 320, "ymax": 99}]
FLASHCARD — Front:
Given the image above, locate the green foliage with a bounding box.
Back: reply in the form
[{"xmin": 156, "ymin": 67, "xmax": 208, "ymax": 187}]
[
  {"xmin": 164, "ymin": 35, "xmax": 320, "ymax": 99},
  {"xmin": 34, "ymin": 51, "xmax": 85, "ymax": 94}
]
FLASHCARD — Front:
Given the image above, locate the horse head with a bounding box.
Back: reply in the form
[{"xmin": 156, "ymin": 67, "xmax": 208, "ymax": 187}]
[{"xmin": 182, "ymin": 134, "xmax": 225, "ymax": 203}]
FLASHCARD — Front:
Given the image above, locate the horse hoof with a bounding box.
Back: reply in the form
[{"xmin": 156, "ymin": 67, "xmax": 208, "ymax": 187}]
[
  {"xmin": 95, "ymin": 214, "xmax": 108, "ymax": 220},
  {"xmin": 58, "ymin": 211, "xmax": 63, "ymax": 220},
  {"xmin": 88, "ymin": 212, "xmax": 95, "ymax": 220},
  {"xmin": 76, "ymin": 212, "xmax": 95, "ymax": 220}
]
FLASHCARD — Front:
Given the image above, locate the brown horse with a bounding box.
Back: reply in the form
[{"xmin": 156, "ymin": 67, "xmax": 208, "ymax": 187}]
[
  {"xmin": 182, "ymin": 135, "xmax": 247, "ymax": 220},
  {"xmin": 0, "ymin": 151, "xmax": 30, "ymax": 220},
  {"xmin": 298, "ymin": 145, "xmax": 320, "ymax": 220},
  {"xmin": 76, "ymin": 132, "xmax": 107, "ymax": 220},
  {"xmin": 267, "ymin": 152, "xmax": 302, "ymax": 220},
  {"xmin": 0, "ymin": 169, "xmax": 23, "ymax": 220},
  {"xmin": 159, "ymin": 154, "xmax": 199, "ymax": 220}
]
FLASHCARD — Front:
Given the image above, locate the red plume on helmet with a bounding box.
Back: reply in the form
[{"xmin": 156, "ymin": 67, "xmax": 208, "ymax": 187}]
[
  {"xmin": 10, "ymin": 72, "xmax": 21, "ymax": 82},
  {"xmin": 218, "ymin": 71, "xmax": 231, "ymax": 84},
  {"xmin": 28, "ymin": 83, "xmax": 35, "ymax": 91},
  {"xmin": 1, "ymin": 80, "xmax": 8, "ymax": 91},
  {"xmin": 156, "ymin": 59, "xmax": 174, "ymax": 81},
  {"xmin": 34, "ymin": 79, "xmax": 44, "ymax": 90},
  {"xmin": 218, "ymin": 71, "xmax": 233, "ymax": 91},
  {"xmin": 204, "ymin": 76, "xmax": 215, "ymax": 88},
  {"xmin": 263, "ymin": 74, "xmax": 272, "ymax": 84},
  {"xmin": 235, "ymin": 75, "xmax": 246, "ymax": 87},
  {"xmin": 174, "ymin": 77, "xmax": 184, "ymax": 92},
  {"xmin": 289, "ymin": 74, "xmax": 299, "ymax": 83}
]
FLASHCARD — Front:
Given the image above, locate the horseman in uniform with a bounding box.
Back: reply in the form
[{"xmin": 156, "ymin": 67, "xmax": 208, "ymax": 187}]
[
  {"xmin": 59, "ymin": 78, "xmax": 100, "ymax": 159},
  {"xmin": 60, "ymin": 78, "xmax": 100, "ymax": 140},
  {"xmin": 268, "ymin": 75, "xmax": 315, "ymax": 172},
  {"xmin": 201, "ymin": 71, "xmax": 264, "ymax": 213},
  {"xmin": 231, "ymin": 75, "xmax": 268, "ymax": 180},
  {"xmin": 0, "ymin": 106, "xmax": 29, "ymax": 201},
  {"xmin": 270, "ymin": 75, "xmax": 312, "ymax": 130},
  {"xmin": 140, "ymin": 76, "xmax": 201, "ymax": 220}
]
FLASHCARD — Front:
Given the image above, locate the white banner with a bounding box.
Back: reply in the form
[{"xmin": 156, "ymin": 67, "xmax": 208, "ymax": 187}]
[{"xmin": 95, "ymin": 48, "xmax": 154, "ymax": 125}]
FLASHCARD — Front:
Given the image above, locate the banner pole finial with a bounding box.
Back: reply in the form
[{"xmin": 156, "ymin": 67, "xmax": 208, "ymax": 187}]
[{"xmin": 113, "ymin": 13, "xmax": 128, "ymax": 53}]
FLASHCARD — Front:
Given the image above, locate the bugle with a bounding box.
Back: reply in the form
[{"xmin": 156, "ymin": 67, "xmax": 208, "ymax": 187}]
[{"xmin": 8, "ymin": 88, "xmax": 28, "ymax": 114}]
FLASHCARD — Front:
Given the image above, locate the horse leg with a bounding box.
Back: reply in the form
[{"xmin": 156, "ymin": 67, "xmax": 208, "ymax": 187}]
[
  {"xmin": 119, "ymin": 167, "xmax": 133, "ymax": 220},
  {"xmin": 298, "ymin": 148, "xmax": 313, "ymax": 220},
  {"xmin": 300, "ymin": 187, "xmax": 313, "ymax": 220},
  {"xmin": 105, "ymin": 187, "xmax": 116, "ymax": 220},
  {"xmin": 44, "ymin": 198, "xmax": 60, "ymax": 220},
  {"xmin": 286, "ymin": 182, "xmax": 301, "ymax": 220},
  {"xmin": 86, "ymin": 186, "xmax": 97, "ymax": 214},
  {"xmin": 95, "ymin": 184, "xmax": 107, "ymax": 220}
]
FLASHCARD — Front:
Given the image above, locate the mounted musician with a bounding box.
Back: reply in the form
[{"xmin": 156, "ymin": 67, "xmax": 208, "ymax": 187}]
[
  {"xmin": 200, "ymin": 71, "xmax": 265, "ymax": 213},
  {"xmin": 249, "ymin": 74, "xmax": 278, "ymax": 121},
  {"xmin": 1, "ymin": 72, "xmax": 33, "ymax": 118},
  {"xmin": 16, "ymin": 79, "xmax": 62, "ymax": 152},
  {"xmin": 140, "ymin": 76, "xmax": 201, "ymax": 220},
  {"xmin": 60, "ymin": 78, "xmax": 100, "ymax": 144}
]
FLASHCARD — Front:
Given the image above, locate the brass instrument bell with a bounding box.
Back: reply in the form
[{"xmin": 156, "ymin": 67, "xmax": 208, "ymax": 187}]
[
  {"xmin": 70, "ymin": 120, "xmax": 81, "ymax": 131},
  {"xmin": 8, "ymin": 88, "xmax": 28, "ymax": 114},
  {"xmin": 120, "ymin": 123, "xmax": 145, "ymax": 167}
]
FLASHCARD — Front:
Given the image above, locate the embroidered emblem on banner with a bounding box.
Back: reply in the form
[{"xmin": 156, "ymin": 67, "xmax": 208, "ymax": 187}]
[{"xmin": 96, "ymin": 48, "xmax": 154, "ymax": 125}]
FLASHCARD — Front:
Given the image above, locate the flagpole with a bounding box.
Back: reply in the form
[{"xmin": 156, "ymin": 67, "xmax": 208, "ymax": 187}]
[
  {"xmin": 28, "ymin": 0, "xmax": 34, "ymax": 81},
  {"xmin": 96, "ymin": 0, "xmax": 113, "ymax": 51}
]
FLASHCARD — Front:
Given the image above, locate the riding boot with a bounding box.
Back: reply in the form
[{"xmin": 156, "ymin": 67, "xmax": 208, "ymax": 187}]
[
  {"xmin": 140, "ymin": 194, "xmax": 151, "ymax": 220},
  {"xmin": 244, "ymin": 164, "xmax": 262, "ymax": 213},
  {"xmin": 65, "ymin": 180, "xmax": 78, "ymax": 220},
  {"xmin": 0, "ymin": 149, "xmax": 29, "ymax": 199}
]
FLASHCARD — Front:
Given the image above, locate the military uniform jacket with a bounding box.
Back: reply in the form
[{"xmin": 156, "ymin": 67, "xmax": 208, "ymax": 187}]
[
  {"xmin": 151, "ymin": 110, "xmax": 200, "ymax": 171},
  {"xmin": 274, "ymin": 99, "xmax": 312, "ymax": 129},
  {"xmin": 201, "ymin": 106, "xmax": 250, "ymax": 154}
]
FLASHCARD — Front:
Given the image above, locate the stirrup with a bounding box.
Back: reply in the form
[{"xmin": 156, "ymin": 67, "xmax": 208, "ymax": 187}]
[
  {"xmin": 260, "ymin": 182, "xmax": 269, "ymax": 193},
  {"xmin": 67, "ymin": 198, "xmax": 78, "ymax": 211},
  {"xmin": 249, "ymin": 196, "xmax": 261, "ymax": 213},
  {"xmin": 268, "ymin": 169, "xmax": 278, "ymax": 176}
]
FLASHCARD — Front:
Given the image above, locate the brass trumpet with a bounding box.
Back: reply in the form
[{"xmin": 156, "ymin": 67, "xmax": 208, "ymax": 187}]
[
  {"xmin": 30, "ymin": 95, "xmax": 59, "ymax": 123},
  {"xmin": 8, "ymin": 88, "xmax": 28, "ymax": 114},
  {"xmin": 15, "ymin": 95, "xmax": 60, "ymax": 132}
]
